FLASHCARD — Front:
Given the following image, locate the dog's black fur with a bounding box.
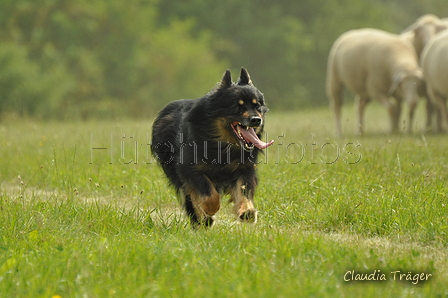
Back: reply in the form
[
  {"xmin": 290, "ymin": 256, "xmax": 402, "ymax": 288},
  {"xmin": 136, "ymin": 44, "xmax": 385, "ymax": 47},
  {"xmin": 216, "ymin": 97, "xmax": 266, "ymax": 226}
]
[{"xmin": 151, "ymin": 68, "xmax": 272, "ymax": 227}]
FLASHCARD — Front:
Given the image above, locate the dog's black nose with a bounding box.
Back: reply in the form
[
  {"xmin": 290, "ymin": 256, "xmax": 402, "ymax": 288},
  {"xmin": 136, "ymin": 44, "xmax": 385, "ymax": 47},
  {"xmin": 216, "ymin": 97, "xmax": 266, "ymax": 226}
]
[{"xmin": 249, "ymin": 116, "xmax": 262, "ymax": 127}]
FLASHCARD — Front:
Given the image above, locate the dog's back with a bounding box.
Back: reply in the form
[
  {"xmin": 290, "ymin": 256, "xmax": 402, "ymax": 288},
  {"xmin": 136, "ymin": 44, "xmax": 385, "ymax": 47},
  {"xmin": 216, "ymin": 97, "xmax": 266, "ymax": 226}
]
[{"xmin": 151, "ymin": 99, "xmax": 194, "ymax": 191}]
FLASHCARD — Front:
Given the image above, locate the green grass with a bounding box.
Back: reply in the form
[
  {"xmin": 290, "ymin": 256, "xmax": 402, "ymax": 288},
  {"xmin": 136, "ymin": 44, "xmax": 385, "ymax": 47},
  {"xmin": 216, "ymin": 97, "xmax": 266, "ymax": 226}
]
[{"xmin": 1, "ymin": 102, "xmax": 448, "ymax": 297}]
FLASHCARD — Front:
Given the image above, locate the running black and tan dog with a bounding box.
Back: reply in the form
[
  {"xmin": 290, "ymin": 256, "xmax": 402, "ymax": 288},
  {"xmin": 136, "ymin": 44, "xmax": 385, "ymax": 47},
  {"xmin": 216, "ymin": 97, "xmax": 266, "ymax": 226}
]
[{"xmin": 151, "ymin": 68, "xmax": 274, "ymax": 227}]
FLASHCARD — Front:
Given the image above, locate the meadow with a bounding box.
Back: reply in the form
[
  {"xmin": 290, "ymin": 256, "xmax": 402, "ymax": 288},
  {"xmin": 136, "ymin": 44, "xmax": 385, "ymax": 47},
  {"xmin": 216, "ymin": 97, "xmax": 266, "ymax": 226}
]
[{"xmin": 1, "ymin": 102, "xmax": 447, "ymax": 297}]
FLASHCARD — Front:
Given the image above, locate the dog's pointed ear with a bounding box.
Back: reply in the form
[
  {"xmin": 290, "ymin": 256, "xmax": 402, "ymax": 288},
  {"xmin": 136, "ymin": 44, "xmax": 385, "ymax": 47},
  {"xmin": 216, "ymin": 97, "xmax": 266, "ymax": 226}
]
[
  {"xmin": 237, "ymin": 67, "xmax": 253, "ymax": 86},
  {"xmin": 219, "ymin": 69, "xmax": 233, "ymax": 89}
]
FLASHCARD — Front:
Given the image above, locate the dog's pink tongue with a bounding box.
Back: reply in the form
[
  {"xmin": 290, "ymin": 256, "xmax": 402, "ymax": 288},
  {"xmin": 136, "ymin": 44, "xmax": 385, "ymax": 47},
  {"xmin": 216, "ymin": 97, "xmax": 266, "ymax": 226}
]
[{"xmin": 240, "ymin": 127, "xmax": 274, "ymax": 149}]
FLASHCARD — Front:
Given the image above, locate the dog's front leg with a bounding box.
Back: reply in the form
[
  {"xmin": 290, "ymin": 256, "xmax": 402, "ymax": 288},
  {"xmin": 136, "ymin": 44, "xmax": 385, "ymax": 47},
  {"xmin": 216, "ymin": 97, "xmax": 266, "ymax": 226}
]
[
  {"xmin": 230, "ymin": 178, "xmax": 258, "ymax": 223},
  {"xmin": 183, "ymin": 175, "xmax": 221, "ymax": 227}
]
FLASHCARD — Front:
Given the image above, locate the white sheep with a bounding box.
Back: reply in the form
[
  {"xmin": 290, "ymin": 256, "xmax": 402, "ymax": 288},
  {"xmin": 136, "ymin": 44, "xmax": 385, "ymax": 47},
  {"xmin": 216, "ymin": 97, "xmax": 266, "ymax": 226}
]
[
  {"xmin": 421, "ymin": 30, "xmax": 448, "ymax": 132},
  {"xmin": 327, "ymin": 28, "xmax": 423, "ymax": 136},
  {"xmin": 401, "ymin": 14, "xmax": 448, "ymax": 58},
  {"xmin": 401, "ymin": 14, "xmax": 448, "ymax": 131}
]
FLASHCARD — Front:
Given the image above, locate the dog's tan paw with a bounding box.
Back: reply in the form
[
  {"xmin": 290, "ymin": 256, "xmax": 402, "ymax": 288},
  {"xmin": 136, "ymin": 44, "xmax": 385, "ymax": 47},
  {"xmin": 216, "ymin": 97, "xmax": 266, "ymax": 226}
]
[{"xmin": 238, "ymin": 209, "xmax": 258, "ymax": 223}]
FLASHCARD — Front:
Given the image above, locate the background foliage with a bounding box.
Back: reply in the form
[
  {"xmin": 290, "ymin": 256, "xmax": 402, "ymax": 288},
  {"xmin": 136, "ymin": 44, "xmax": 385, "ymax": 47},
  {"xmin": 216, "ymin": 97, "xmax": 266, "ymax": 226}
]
[{"xmin": 1, "ymin": 0, "xmax": 448, "ymax": 119}]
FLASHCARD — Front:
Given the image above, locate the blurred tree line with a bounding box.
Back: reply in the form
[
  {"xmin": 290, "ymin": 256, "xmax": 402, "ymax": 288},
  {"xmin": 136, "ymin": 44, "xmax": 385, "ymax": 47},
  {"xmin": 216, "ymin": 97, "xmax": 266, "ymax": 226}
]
[{"xmin": 0, "ymin": 0, "xmax": 447, "ymax": 120}]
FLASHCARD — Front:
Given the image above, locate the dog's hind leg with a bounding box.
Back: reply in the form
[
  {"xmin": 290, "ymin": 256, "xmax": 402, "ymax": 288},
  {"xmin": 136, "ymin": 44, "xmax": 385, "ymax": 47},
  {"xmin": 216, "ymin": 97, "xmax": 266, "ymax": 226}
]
[
  {"xmin": 230, "ymin": 178, "xmax": 258, "ymax": 223},
  {"xmin": 183, "ymin": 176, "xmax": 221, "ymax": 227}
]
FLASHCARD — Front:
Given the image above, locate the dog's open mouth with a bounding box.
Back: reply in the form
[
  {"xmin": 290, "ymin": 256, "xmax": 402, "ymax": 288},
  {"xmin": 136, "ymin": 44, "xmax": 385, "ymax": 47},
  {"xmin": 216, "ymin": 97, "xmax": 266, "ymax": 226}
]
[{"xmin": 230, "ymin": 121, "xmax": 274, "ymax": 151}]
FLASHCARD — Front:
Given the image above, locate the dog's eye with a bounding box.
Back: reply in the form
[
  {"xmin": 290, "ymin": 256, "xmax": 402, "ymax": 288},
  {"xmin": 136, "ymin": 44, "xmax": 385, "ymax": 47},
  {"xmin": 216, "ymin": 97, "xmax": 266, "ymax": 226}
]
[{"xmin": 235, "ymin": 104, "xmax": 245, "ymax": 112}]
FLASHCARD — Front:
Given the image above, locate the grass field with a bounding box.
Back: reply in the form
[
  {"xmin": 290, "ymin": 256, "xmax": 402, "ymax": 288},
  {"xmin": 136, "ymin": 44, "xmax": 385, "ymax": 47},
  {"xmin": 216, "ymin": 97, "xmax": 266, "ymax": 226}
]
[{"xmin": 1, "ymin": 102, "xmax": 447, "ymax": 297}]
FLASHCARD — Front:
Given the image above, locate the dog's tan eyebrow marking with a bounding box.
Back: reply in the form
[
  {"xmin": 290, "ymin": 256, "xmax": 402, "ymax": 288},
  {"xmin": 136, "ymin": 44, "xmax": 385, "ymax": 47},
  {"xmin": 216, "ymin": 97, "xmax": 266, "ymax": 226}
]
[
  {"xmin": 252, "ymin": 98, "xmax": 257, "ymax": 104},
  {"xmin": 238, "ymin": 99, "xmax": 244, "ymax": 105}
]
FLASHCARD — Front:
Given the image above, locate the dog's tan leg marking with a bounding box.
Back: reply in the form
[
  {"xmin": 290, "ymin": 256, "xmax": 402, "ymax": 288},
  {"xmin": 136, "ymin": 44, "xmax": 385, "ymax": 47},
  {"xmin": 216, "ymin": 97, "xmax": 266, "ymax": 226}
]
[
  {"xmin": 188, "ymin": 176, "xmax": 221, "ymax": 223},
  {"xmin": 197, "ymin": 187, "xmax": 221, "ymax": 216},
  {"xmin": 231, "ymin": 178, "xmax": 257, "ymax": 223}
]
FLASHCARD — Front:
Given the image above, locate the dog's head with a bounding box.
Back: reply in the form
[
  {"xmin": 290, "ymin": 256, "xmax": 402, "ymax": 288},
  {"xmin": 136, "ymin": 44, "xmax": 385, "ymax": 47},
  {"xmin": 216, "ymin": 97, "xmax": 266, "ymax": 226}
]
[{"xmin": 210, "ymin": 68, "xmax": 274, "ymax": 151}]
